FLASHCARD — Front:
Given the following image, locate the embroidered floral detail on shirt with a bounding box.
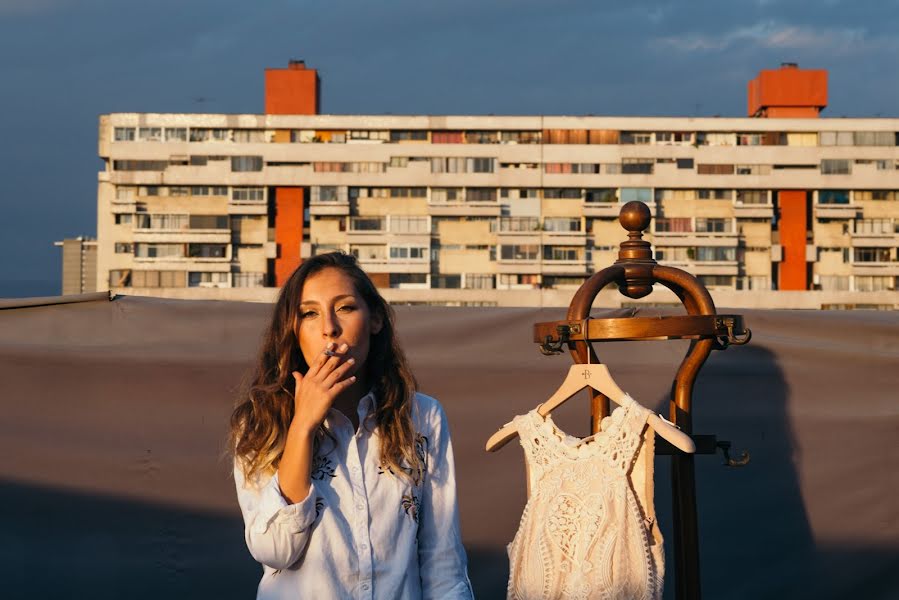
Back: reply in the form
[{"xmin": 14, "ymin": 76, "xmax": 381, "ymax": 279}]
[
  {"xmin": 378, "ymin": 434, "xmax": 429, "ymax": 485},
  {"xmin": 311, "ymin": 454, "xmax": 337, "ymax": 481},
  {"xmin": 401, "ymin": 493, "xmax": 421, "ymax": 523},
  {"xmin": 315, "ymin": 498, "xmax": 325, "ymax": 519}
]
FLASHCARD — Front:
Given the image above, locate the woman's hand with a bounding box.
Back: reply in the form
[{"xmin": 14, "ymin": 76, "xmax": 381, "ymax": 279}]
[{"xmin": 290, "ymin": 342, "xmax": 357, "ymax": 434}]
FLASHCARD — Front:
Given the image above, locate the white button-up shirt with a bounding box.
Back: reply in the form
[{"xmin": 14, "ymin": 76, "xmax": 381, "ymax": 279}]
[{"xmin": 234, "ymin": 390, "xmax": 474, "ymax": 599}]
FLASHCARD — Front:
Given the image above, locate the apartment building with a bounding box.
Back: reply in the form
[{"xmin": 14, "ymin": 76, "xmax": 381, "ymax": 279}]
[{"xmin": 94, "ymin": 61, "xmax": 899, "ymax": 308}]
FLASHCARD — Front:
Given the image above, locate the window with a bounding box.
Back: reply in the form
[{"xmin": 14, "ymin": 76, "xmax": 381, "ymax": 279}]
[
  {"xmin": 138, "ymin": 127, "xmax": 162, "ymax": 141},
  {"xmin": 465, "ymin": 131, "xmax": 498, "ymax": 144},
  {"xmin": 190, "ymin": 186, "xmax": 210, "ymax": 196},
  {"xmin": 189, "ymin": 129, "xmax": 209, "ymax": 142},
  {"xmin": 231, "ymin": 156, "xmax": 263, "ymax": 172},
  {"xmin": 188, "ymin": 244, "xmax": 227, "ymax": 258},
  {"xmin": 621, "ymin": 159, "xmax": 654, "ymax": 174},
  {"xmin": 389, "ymin": 246, "xmax": 427, "ymax": 260},
  {"xmin": 499, "ymin": 131, "xmax": 541, "ymax": 144},
  {"xmin": 697, "ymin": 164, "xmax": 735, "ymax": 175},
  {"xmin": 497, "ymin": 217, "xmax": 539, "ymax": 232},
  {"xmin": 232, "ymin": 130, "xmax": 266, "ymax": 143},
  {"xmin": 620, "ymin": 132, "xmax": 652, "ymax": 145},
  {"xmin": 697, "ymin": 275, "xmax": 734, "ymax": 287},
  {"xmin": 656, "ymin": 132, "xmax": 694, "ymax": 145},
  {"xmin": 543, "ymin": 218, "xmax": 581, "ymax": 232},
  {"xmin": 389, "ymin": 187, "xmax": 427, "ymax": 198},
  {"xmin": 389, "ymin": 130, "xmax": 428, "ymax": 142},
  {"xmin": 854, "ymin": 219, "xmax": 892, "ymax": 235},
  {"xmin": 211, "ymin": 186, "xmax": 228, "ymax": 196},
  {"xmin": 231, "ymin": 187, "xmax": 265, "ymax": 202},
  {"xmin": 853, "ymin": 248, "xmax": 890, "ymax": 263},
  {"xmin": 854, "ymin": 276, "xmax": 894, "ymax": 291},
  {"xmin": 131, "ymin": 270, "xmax": 186, "ymax": 288},
  {"xmin": 114, "ymin": 127, "xmax": 135, "ymax": 141},
  {"xmin": 655, "ymin": 218, "xmax": 691, "ymax": 233},
  {"xmin": 470, "ymin": 158, "xmax": 494, "ymax": 173},
  {"xmin": 135, "ymin": 214, "xmax": 189, "ymax": 230},
  {"xmin": 820, "ymin": 131, "xmax": 854, "ymax": 146},
  {"xmin": 350, "ymin": 217, "xmax": 385, "ymax": 232},
  {"xmin": 585, "ymin": 189, "xmax": 617, "ymax": 203},
  {"xmin": 620, "ymin": 188, "xmax": 652, "ymax": 203},
  {"xmin": 430, "ymin": 188, "xmax": 461, "ymax": 202},
  {"xmin": 544, "ymin": 188, "xmax": 582, "ymax": 199},
  {"xmin": 116, "ymin": 187, "xmax": 135, "ymax": 200},
  {"xmin": 432, "ymin": 275, "xmax": 462, "ymax": 289},
  {"xmin": 736, "ymin": 190, "xmax": 767, "ymax": 204},
  {"xmin": 695, "ymin": 218, "xmax": 731, "ymax": 233},
  {"xmin": 108, "ymin": 269, "xmax": 131, "ymax": 287},
  {"xmin": 852, "ymin": 131, "xmax": 894, "ymax": 146},
  {"xmin": 464, "ymin": 274, "xmax": 494, "ymax": 289},
  {"xmin": 499, "ymin": 245, "xmax": 538, "ymax": 260},
  {"xmin": 819, "ymin": 275, "xmax": 850, "ymax": 291},
  {"xmin": 695, "ymin": 247, "xmax": 736, "ymax": 261},
  {"xmin": 189, "ymin": 215, "xmax": 229, "ymax": 229},
  {"xmin": 114, "ymin": 214, "xmax": 132, "ymax": 225},
  {"xmin": 114, "ymin": 243, "xmax": 133, "ymax": 254},
  {"xmin": 233, "ymin": 272, "xmax": 265, "ymax": 288},
  {"xmin": 676, "ymin": 158, "xmax": 694, "ymax": 169},
  {"xmin": 821, "ymin": 159, "xmax": 851, "ymax": 175},
  {"xmin": 699, "ymin": 189, "xmax": 734, "ymax": 201},
  {"xmin": 389, "ymin": 273, "xmax": 427, "ymax": 288},
  {"xmin": 818, "ymin": 190, "xmax": 850, "ymax": 205},
  {"xmin": 165, "ymin": 128, "xmax": 187, "ymax": 142},
  {"xmin": 135, "ymin": 243, "xmax": 184, "ymax": 258},
  {"xmin": 466, "ymin": 188, "xmax": 496, "ymax": 202},
  {"xmin": 188, "ymin": 272, "xmax": 229, "ymax": 288},
  {"xmin": 431, "ymin": 131, "xmax": 463, "ymax": 144},
  {"xmin": 389, "ymin": 216, "xmax": 429, "ymax": 233},
  {"xmin": 696, "ymin": 132, "xmax": 736, "ymax": 146},
  {"xmin": 113, "ymin": 160, "xmax": 168, "ymax": 171},
  {"xmin": 543, "ymin": 246, "xmax": 581, "ymax": 261}
]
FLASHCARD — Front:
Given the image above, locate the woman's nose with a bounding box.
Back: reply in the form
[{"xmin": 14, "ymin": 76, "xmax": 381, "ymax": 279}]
[{"xmin": 321, "ymin": 311, "xmax": 341, "ymax": 338}]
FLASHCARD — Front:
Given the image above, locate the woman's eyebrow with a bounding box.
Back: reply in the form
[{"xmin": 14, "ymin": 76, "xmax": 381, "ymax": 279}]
[{"xmin": 300, "ymin": 294, "xmax": 355, "ymax": 306}]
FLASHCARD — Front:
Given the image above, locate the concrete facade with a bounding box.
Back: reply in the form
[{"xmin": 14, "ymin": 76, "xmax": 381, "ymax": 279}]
[{"xmin": 93, "ymin": 64, "xmax": 899, "ymax": 309}]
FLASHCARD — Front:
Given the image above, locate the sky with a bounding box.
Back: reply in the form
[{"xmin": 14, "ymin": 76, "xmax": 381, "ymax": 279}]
[{"xmin": 1, "ymin": 0, "xmax": 897, "ymax": 297}]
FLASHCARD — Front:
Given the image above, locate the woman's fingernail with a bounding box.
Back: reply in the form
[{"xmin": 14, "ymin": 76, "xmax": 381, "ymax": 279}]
[
  {"xmin": 350, "ymin": 375, "xmax": 357, "ymax": 381},
  {"xmin": 347, "ymin": 357, "xmax": 355, "ymax": 364},
  {"xmin": 339, "ymin": 343, "xmax": 349, "ymax": 351},
  {"xmin": 326, "ymin": 342, "xmax": 336, "ymax": 350}
]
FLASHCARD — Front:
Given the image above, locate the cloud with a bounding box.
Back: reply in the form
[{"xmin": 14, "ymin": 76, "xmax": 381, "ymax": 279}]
[{"xmin": 654, "ymin": 20, "xmax": 884, "ymax": 55}]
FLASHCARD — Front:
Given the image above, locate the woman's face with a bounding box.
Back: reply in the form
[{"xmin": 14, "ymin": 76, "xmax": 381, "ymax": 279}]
[{"xmin": 296, "ymin": 267, "xmax": 382, "ymax": 376}]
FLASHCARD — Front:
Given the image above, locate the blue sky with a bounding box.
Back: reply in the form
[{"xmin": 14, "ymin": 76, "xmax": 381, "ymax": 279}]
[{"xmin": 1, "ymin": 0, "xmax": 897, "ymax": 296}]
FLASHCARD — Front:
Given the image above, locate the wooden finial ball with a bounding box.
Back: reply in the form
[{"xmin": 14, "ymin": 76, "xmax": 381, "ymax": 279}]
[{"xmin": 619, "ymin": 201, "xmax": 652, "ymax": 233}]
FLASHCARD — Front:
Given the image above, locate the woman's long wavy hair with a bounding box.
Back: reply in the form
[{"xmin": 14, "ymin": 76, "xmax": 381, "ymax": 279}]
[{"xmin": 229, "ymin": 252, "xmax": 421, "ymax": 484}]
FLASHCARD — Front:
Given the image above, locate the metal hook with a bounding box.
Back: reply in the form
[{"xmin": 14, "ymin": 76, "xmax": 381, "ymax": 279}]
[
  {"xmin": 715, "ymin": 440, "xmax": 751, "ymax": 467},
  {"xmin": 539, "ymin": 324, "xmax": 570, "ymax": 355}
]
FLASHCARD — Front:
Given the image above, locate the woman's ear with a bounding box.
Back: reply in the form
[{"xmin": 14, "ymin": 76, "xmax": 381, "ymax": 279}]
[{"xmin": 371, "ymin": 310, "xmax": 384, "ymax": 335}]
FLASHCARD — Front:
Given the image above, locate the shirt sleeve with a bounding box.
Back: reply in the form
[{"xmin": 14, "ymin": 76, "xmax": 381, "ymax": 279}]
[
  {"xmin": 416, "ymin": 398, "xmax": 475, "ymax": 599},
  {"xmin": 233, "ymin": 459, "xmax": 322, "ymax": 570}
]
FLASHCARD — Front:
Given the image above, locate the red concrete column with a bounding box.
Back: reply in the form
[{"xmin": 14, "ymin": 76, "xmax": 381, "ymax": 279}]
[
  {"xmin": 274, "ymin": 187, "xmax": 304, "ymax": 286},
  {"xmin": 778, "ymin": 190, "xmax": 808, "ymax": 290}
]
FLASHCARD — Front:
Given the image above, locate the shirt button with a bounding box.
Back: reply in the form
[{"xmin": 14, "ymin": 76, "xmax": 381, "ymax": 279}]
[
  {"xmin": 362, "ymin": 583, "xmax": 370, "ymax": 591},
  {"xmin": 356, "ymin": 504, "xmax": 364, "ymax": 511},
  {"xmin": 361, "ymin": 543, "xmax": 368, "ymax": 550}
]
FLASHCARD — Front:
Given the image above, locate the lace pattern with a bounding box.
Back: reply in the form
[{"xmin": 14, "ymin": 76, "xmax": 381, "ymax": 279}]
[{"xmin": 506, "ymin": 394, "xmax": 664, "ymax": 600}]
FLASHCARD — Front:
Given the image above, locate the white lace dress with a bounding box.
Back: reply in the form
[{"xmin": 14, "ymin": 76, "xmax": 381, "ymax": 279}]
[{"xmin": 506, "ymin": 393, "xmax": 665, "ymax": 600}]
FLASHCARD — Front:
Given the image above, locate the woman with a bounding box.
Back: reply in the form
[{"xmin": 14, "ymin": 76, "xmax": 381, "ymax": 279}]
[{"xmin": 230, "ymin": 251, "xmax": 473, "ymax": 599}]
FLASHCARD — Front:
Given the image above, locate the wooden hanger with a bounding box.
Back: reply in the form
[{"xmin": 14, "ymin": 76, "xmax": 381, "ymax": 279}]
[{"xmin": 485, "ymin": 360, "xmax": 696, "ymax": 454}]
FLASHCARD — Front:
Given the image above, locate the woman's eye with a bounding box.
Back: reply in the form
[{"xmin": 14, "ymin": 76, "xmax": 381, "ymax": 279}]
[
  {"xmin": 338, "ymin": 305, "xmax": 357, "ymax": 312},
  {"xmin": 301, "ymin": 311, "xmax": 317, "ymax": 319}
]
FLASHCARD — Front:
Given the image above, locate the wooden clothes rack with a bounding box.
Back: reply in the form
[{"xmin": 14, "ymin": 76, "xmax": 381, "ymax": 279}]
[{"xmin": 532, "ymin": 201, "xmax": 751, "ymax": 600}]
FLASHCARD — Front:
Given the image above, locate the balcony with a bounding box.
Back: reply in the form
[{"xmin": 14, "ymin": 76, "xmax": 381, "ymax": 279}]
[
  {"xmin": 582, "ymin": 201, "xmax": 620, "ymax": 218},
  {"xmin": 227, "ymin": 200, "xmax": 267, "ymax": 215},
  {"xmin": 541, "ymin": 259, "xmax": 589, "ymax": 275},
  {"xmin": 132, "ymin": 229, "xmax": 231, "ymax": 244},
  {"xmin": 734, "ymin": 203, "xmax": 774, "ymax": 219},
  {"xmin": 354, "ymin": 257, "xmax": 430, "ymax": 274},
  {"xmin": 427, "ymin": 201, "xmax": 502, "ymax": 217},
  {"xmin": 814, "ymin": 203, "xmax": 859, "ymax": 219},
  {"xmin": 309, "ymin": 200, "xmax": 350, "ymax": 216}
]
